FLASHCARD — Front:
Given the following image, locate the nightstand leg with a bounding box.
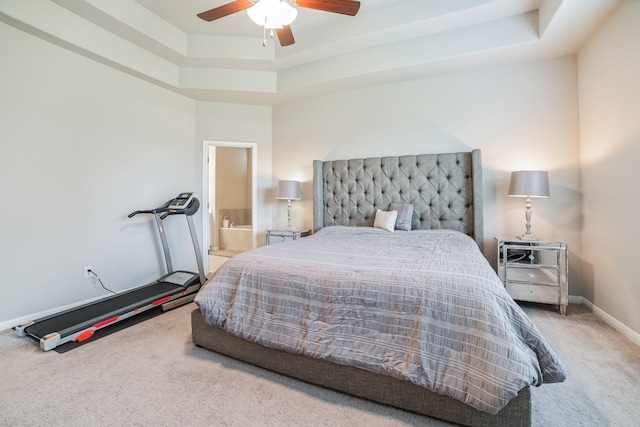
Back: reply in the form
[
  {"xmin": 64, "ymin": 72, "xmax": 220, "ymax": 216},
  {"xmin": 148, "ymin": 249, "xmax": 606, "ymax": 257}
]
[{"xmin": 559, "ymin": 304, "xmax": 567, "ymax": 316}]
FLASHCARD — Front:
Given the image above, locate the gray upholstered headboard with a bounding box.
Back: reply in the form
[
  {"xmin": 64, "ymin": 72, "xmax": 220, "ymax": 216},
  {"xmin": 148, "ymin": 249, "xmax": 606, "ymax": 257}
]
[{"xmin": 312, "ymin": 149, "xmax": 484, "ymax": 250}]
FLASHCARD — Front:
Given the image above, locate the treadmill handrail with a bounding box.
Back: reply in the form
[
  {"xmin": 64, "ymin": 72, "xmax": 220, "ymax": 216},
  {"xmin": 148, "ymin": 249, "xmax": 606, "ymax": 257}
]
[
  {"xmin": 128, "ymin": 198, "xmax": 199, "ymax": 218},
  {"xmin": 128, "ymin": 196, "xmax": 206, "ymax": 286}
]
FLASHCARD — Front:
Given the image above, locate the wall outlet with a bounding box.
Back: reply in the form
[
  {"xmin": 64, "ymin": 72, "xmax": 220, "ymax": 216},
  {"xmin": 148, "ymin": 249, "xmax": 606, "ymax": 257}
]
[{"xmin": 83, "ymin": 265, "xmax": 94, "ymax": 279}]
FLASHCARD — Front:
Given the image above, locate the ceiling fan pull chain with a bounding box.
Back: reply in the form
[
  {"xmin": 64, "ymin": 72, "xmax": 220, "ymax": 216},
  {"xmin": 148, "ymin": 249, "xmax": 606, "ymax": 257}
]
[{"xmin": 262, "ymin": 17, "xmax": 267, "ymax": 47}]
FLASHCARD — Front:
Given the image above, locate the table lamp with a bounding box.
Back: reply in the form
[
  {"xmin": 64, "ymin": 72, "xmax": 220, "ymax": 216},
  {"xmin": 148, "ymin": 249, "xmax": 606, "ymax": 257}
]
[
  {"xmin": 508, "ymin": 170, "xmax": 550, "ymax": 241},
  {"xmin": 276, "ymin": 180, "xmax": 302, "ymax": 229}
]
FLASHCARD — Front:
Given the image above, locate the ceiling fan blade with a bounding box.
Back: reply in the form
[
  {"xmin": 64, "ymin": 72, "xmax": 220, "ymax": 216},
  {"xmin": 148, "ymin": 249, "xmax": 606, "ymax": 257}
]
[
  {"xmin": 295, "ymin": 0, "xmax": 361, "ymax": 16},
  {"xmin": 197, "ymin": 0, "xmax": 254, "ymax": 22},
  {"xmin": 276, "ymin": 25, "xmax": 296, "ymax": 46}
]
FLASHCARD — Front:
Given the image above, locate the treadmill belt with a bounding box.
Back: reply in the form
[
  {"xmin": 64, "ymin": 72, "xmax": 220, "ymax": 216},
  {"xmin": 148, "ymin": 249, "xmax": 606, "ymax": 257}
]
[
  {"xmin": 53, "ymin": 307, "xmax": 163, "ymax": 353},
  {"xmin": 26, "ymin": 282, "xmax": 182, "ymax": 337}
]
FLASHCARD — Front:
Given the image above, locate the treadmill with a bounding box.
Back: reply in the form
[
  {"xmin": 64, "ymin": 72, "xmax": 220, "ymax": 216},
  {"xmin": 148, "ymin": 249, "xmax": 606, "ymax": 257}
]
[{"xmin": 15, "ymin": 192, "xmax": 207, "ymax": 351}]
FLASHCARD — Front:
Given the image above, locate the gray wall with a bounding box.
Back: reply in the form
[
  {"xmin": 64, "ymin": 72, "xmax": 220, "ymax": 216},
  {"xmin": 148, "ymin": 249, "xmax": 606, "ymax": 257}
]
[{"xmin": 0, "ymin": 21, "xmax": 198, "ymax": 322}]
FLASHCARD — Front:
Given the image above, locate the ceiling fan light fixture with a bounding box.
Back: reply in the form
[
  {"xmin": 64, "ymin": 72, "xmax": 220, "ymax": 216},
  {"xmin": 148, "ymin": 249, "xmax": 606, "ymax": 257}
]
[{"xmin": 247, "ymin": 0, "xmax": 298, "ymax": 29}]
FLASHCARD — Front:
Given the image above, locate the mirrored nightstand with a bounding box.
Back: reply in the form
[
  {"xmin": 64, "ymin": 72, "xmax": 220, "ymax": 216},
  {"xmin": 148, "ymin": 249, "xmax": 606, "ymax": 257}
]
[
  {"xmin": 266, "ymin": 229, "xmax": 310, "ymax": 245},
  {"xmin": 495, "ymin": 236, "xmax": 568, "ymax": 315}
]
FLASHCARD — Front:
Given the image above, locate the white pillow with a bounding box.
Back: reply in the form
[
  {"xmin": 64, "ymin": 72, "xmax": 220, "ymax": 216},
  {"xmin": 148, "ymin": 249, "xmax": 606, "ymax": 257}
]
[{"xmin": 373, "ymin": 209, "xmax": 398, "ymax": 232}]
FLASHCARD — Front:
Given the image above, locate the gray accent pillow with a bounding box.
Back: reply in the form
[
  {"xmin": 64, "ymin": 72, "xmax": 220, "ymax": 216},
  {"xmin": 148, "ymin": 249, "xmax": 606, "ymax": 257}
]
[{"xmin": 390, "ymin": 203, "xmax": 413, "ymax": 231}]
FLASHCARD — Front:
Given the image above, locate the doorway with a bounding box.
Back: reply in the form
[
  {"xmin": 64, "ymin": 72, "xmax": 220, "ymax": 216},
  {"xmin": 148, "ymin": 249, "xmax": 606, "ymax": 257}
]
[{"xmin": 202, "ymin": 140, "xmax": 258, "ymax": 275}]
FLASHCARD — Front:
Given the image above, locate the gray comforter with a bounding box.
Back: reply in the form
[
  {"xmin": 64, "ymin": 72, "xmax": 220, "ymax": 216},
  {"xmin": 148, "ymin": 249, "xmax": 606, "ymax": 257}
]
[{"xmin": 195, "ymin": 226, "xmax": 566, "ymax": 414}]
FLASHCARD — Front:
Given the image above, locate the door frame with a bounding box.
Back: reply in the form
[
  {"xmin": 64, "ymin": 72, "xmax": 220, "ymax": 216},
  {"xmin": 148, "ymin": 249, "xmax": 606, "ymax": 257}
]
[{"xmin": 201, "ymin": 140, "xmax": 258, "ymax": 274}]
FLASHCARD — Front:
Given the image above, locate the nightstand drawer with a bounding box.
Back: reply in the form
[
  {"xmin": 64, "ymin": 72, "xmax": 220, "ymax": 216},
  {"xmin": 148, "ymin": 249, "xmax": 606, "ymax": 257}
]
[
  {"xmin": 506, "ymin": 283, "xmax": 560, "ymax": 304},
  {"xmin": 506, "ymin": 266, "xmax": 558, "ymax": 285}
]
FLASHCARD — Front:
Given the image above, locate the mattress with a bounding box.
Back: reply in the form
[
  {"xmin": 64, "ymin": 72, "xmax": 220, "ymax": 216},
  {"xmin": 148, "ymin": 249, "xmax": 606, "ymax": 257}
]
[{"xmin": 195, "ymin": 226, "xmax": 566, "ymax": 414}]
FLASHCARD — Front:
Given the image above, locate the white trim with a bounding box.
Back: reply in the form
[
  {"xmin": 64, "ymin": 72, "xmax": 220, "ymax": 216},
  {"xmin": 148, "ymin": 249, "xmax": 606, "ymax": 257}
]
[
  {"xmin": 572, "ymin": 296, "xmax": 640, "ymax": 348},
  {"xmin": 568, "ymin": 295, "xmax": 583, "ymax": 305},
  {"xmin": 201, "ymin": 140, "xmax": 258, "ymax": 275}
]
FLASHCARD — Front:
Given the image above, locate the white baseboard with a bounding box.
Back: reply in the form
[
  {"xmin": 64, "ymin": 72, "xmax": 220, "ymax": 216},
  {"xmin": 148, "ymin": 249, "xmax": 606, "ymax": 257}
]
[
  {"xmin": 567, "ymin": 295, "xmax": 583, "ymax": 305},
  {"xmin": 570, "ymin": 295, "xmax": 640, "ymax": 348}
]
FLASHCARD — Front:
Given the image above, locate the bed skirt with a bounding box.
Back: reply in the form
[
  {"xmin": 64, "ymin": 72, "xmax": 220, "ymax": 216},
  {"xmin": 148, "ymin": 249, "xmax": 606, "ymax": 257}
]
[{"xmin": 191, "ymin": 309, "xmax": 531, "ymax": 427}]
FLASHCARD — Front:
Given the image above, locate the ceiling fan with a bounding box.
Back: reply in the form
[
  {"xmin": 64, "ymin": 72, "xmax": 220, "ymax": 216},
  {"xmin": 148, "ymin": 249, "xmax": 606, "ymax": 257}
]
[{"xmin": 197, "ymin": 0, "xmax": 361, "ymax": 47}]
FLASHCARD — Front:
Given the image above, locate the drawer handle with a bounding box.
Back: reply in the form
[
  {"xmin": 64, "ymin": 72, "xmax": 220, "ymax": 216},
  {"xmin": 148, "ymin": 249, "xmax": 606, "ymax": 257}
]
[
  {"xmin": 528, "ymin": 273, "xmax": 535, "ymax": 278},
  {"xmin": 529, "ymin": 290, "xmax": 535, "ymax": 295}
]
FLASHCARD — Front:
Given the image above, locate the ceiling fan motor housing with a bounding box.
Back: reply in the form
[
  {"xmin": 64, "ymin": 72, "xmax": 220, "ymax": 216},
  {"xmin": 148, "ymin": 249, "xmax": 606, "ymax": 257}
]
[{"xmin": 197, "ymin": 0, "xmax": 361, "ymax": 47}]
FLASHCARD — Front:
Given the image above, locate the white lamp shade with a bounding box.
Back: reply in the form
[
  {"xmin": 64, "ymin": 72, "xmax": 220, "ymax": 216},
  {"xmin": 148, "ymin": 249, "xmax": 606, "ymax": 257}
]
[
  {"xmin": 276, "ymin": 180, "xmax": 302, "ymax": 200},
  {"xmin": 248, "ymin": 0, "xmax": 298, "ymax": 29},
  {"xmin": 508, "ymin": 171, "xmax": 550, "ymax": 198}
]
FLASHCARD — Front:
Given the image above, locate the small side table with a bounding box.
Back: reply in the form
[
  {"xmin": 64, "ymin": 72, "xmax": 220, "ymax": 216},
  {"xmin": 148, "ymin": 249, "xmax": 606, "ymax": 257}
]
[
  {"xmin": 495, "ymin": 236, "xmax": 568, "ymax": 315},
  {"xmin": 266, "ymin": 229, "xmax": 310, "ymax": 245}
]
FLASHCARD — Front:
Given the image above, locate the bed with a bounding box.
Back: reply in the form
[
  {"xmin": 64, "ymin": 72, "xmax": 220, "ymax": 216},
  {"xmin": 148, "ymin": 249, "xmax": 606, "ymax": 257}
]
[{"xmin": 191, "ymin": 150, "xmax": 566, "ymax": 426}]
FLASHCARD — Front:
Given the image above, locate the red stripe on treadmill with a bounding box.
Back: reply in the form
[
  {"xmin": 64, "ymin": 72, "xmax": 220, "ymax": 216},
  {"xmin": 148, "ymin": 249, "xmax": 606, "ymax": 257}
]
[
  {"xmin": 74, "ymin": 329, "xmax": 95, "ymax": 342},
  {"xmin": 152, "ymin": 296, "xmax": 171, "ymax": 305},
  {"xmin": 94, "ymin": 316, "xmax": 119, "ymax": 328}
]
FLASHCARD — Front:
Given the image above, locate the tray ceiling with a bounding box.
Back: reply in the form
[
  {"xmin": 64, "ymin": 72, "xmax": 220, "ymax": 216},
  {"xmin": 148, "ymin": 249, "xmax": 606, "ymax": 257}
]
[{"xmin": 0, "ymin": 0, "xmax": 622, "ymax": 105}]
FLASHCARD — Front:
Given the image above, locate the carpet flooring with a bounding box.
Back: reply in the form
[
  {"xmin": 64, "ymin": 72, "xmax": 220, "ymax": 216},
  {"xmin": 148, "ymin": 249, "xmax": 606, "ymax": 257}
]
[{"xmin": 1, "ymin": 302, "xmax": 638, "ymax": 426}]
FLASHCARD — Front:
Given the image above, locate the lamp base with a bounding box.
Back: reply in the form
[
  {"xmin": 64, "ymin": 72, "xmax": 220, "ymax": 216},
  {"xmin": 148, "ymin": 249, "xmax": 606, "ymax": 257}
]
[{"xmin": 517, "ymin": 234, "xmax": 539, "ymax": 241}]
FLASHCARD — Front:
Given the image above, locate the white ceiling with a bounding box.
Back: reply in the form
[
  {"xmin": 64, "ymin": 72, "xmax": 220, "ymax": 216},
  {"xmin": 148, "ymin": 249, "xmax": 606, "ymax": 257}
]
[{"xmin": 0, "ymin": 0, "xmax": 623, "ymax": 105}]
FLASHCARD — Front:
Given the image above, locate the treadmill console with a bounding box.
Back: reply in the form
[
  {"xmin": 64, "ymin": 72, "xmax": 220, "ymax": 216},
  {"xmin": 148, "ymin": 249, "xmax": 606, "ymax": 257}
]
[{"xmin": 169, "ymin": 192, "xmax": 194, "ymax": 210}]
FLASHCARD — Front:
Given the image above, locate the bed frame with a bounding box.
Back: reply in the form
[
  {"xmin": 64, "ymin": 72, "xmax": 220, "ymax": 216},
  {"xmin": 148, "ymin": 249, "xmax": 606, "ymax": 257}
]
[{"xmin": 192, "ymin": 150, "xmax": 532, "ymax": 426}]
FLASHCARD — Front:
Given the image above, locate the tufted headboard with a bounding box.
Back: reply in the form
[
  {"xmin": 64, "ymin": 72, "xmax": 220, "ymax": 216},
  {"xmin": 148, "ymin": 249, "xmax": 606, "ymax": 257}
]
[{"xmin": 312, "ymin": 149, "xmax": 484, "ymax": 250}]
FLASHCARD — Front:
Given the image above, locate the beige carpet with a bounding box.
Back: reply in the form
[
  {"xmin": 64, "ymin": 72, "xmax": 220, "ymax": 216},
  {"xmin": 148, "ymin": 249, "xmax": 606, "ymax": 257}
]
[{"xmin": 1, "ymin": 302, "xmax": 638, "ymax": 427}]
